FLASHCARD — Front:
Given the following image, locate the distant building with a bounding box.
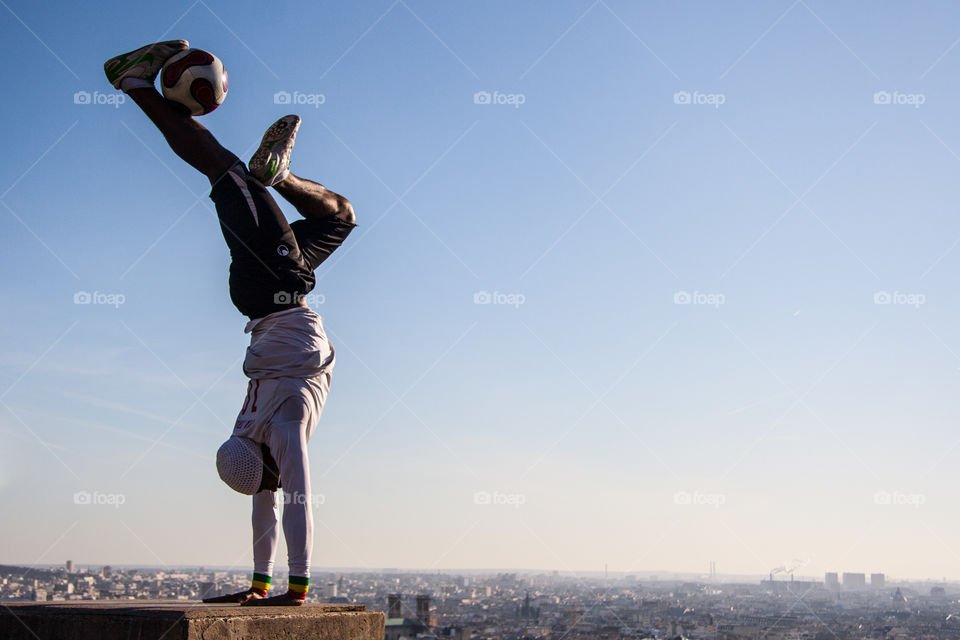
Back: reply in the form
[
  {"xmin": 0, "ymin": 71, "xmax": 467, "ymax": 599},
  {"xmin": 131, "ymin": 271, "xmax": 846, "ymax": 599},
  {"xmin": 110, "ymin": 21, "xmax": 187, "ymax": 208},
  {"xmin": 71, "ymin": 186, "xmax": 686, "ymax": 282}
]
[
  {"xmin": 519, "ymin": 591, "xmax": 539, "ymax": 620},
  {"xmin": 198, "ymin": 582, "xmax": 217, "ymax": 599},
  {"xmin": 718, "ymin": 623, "xmax": 761, "ymax": 639},
  {"xmin": 387, "ymin": 593, "xmax": 402, "ymax": 618},
  {"xmin": 316, "ymin": 581, "xmax": 337, "ymax": 599},
  {"xmin": 384, "ymin": 593, "xmax": 433, "ymax": 640},
  {"xmin": 65, "ymin": 560, "xmax": 73, "ymax": 574},
  {"xmin": 761, "ymin": 579, "xmax": 821, "ymax": 596},
  {"xmin": 384, "ymin": 618, "xmax": 425, "ymax": 640},
  {"xmin": 825, "ymin": 572, "xmax": 839, "ymax": 589},
  {"xmin": 932, "ymin": 586, "xmax": 947, "ymax": 599},
  {"xmin": 893, "ymin": 587, "xmax": 907, "ymax": 608},
  {"xmin": 415, "ymin": 594, "xmax": 432, "ymax": 626},
  {"xmin": 870, "ymin": 573, "xmax": 885, "ymax": 588},
  {"xmin": 842, "ymin": 573, "xmax": 866, "ymax": 589}
]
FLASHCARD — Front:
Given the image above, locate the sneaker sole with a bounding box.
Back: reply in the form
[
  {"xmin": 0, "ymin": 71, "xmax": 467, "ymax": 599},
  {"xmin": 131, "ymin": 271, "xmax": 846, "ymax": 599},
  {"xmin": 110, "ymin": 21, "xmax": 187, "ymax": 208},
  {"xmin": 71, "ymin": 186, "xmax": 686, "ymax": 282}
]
[{"xmin": 249, "ymin": 115, "xmax": 302, "ymax": 186}]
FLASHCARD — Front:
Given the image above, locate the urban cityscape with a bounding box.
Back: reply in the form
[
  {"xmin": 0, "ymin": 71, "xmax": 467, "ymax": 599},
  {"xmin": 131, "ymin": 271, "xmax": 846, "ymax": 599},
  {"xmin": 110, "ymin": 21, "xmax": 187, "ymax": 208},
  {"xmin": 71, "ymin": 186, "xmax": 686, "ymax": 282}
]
[{"xmin": 2, "ymin": 562, "xmax": 959, "ymax": 639}]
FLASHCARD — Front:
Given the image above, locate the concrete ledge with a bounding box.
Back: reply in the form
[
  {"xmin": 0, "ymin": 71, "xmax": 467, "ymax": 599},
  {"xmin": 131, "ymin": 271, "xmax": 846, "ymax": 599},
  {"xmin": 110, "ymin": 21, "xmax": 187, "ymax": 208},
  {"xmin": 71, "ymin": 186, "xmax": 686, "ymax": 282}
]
[{"xmin": 0, "ymin": 600, "xmax": 385, "ymax": 640}]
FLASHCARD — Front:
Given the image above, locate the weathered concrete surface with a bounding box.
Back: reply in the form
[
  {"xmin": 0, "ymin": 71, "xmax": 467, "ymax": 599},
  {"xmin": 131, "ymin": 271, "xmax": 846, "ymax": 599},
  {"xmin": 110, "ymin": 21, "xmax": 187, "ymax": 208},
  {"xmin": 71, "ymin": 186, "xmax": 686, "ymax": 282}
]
[{"xmin": 0, "ymin": 600, "xmax": 385, "ymax": 640}]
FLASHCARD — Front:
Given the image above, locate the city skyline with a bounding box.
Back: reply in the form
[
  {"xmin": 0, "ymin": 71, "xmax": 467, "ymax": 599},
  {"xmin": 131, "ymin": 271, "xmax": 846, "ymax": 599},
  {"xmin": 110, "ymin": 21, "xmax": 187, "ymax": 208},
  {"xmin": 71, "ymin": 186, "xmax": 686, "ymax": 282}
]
[
  {"xmin": 2, "ymin": 560, "xmax": 951, "ymax": 588},
  {"xmin": 5, "ymin": 564, "xmax": 959, "ymax": 639}
]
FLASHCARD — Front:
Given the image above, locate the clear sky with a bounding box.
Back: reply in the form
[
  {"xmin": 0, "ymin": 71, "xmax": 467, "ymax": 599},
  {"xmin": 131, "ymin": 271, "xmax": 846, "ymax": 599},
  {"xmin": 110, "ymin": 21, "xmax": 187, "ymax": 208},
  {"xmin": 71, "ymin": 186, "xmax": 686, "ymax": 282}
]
[{"xmin": 3, "ymin": 0, "xmax": 960, "ymax": 582}]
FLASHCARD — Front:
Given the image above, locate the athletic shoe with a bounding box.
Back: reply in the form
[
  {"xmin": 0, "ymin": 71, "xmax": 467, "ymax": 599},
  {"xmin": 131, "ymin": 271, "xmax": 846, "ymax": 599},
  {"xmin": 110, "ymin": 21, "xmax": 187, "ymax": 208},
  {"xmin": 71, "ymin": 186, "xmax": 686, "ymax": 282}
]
[
  {"xmin": 241, "ymin": 589, "xmax": 305, "ymax": 607},
  {"xmin": 248, "ymin": 115, "xmax": 301, "ymax": 187},
  {"xmin": 104, "ymin": 40, "xmax": 189, "ymax": 89},
  {"xmin": 202, "ymin": 588, "xmax": 264, "ymax": 605}
]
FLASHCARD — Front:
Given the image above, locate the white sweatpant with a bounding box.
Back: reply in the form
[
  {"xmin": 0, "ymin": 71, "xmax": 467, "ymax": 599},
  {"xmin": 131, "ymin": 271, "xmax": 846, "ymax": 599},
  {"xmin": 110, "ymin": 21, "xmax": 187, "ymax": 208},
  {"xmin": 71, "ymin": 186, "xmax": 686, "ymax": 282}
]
[
  {"xmin": 250, "ymin": 392, "xmax": 321, "ymax": 578},
  {"xmin": 237, "ymin": 307, "xmax": 333, "ymax": 580}
]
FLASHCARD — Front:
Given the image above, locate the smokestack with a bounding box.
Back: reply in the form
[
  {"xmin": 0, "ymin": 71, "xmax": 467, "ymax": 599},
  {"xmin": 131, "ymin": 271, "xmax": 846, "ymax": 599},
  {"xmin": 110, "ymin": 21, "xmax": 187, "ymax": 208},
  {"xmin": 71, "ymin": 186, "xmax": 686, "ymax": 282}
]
[
  {"xmin": 416, "ymin": 594, "xmax": 431, "ymax": 626},
  {"xmin": 387, "ymin": 593, "xmax": 401, "ymax": 619}
]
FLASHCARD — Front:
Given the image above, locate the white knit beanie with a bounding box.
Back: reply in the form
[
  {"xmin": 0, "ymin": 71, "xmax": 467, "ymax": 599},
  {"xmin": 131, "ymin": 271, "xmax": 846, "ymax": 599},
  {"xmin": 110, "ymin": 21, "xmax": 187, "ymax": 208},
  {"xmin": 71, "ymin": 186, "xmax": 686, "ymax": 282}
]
[{"xmin": 216, "ymin": 436, "xmax": 263, "ymax": 495}]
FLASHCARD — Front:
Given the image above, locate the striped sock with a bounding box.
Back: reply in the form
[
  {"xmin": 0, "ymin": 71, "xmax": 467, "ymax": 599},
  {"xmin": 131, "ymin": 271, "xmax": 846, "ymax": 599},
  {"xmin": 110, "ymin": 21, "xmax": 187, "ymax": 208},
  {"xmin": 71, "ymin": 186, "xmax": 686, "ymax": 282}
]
[
  {"xmin": 288, "ymin": 575, "xmax": 309, "ymax": 599},
  {"xmin": 251, "ymin": 572, "xmax": 272, "ymax": 596}
]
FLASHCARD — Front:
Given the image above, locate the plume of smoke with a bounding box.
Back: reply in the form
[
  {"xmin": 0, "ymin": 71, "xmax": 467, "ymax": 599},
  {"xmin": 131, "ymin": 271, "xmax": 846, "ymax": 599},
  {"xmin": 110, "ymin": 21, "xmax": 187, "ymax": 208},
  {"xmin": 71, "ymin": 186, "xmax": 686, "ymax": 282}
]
[{"xmin": 770, "ymin": 559, "xmax": 810, "ymax": 575}]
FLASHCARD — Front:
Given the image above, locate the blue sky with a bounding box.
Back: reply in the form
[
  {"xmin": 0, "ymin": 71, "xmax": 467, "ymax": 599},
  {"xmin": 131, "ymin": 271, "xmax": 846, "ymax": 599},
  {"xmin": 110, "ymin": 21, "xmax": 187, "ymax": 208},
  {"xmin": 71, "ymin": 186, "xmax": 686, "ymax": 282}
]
[{"xmin": 3, "ymin": 0, "xmax": 960, "ymax": 581}]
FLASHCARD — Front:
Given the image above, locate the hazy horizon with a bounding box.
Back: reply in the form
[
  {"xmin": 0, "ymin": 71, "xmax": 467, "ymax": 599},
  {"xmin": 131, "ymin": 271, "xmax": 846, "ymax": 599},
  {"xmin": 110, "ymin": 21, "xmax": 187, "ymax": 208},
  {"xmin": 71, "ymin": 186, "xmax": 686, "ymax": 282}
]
[{"xmin": 7, "ymin": 562, "xmax": 956, "ymax": 587}]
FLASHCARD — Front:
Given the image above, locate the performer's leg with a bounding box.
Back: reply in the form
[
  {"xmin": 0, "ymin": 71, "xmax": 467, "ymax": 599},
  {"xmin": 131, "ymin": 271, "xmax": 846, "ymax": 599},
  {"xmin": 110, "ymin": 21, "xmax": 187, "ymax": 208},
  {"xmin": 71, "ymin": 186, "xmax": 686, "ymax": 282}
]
[
  {"xmin": 273, "ymin": 406, "xmax": 313, "ymax": 589},
  {"xmin": 245, "ymin": 394, "xmax": 324, "ymax": 606},
  {"xmin": 126, "ymin": 87, "xmax": 238, "ymax": 183},
  {"xmin": 273, "ymin": 174, "xmax": 355, "ymax": 225},
  {"xmin": 105, "ymin": 40, "xmax": 236, "ymax": 184},
  {"xmin": 273, "ymin": 173, "xmax": 356, "ymax": 224},
  {"xmin": 247, "ymin": 115, "xmax": 354, "ymax": 224},
  {"xmin": 251, "ymin": 490, "xmax": 280, "ymax": 593}
]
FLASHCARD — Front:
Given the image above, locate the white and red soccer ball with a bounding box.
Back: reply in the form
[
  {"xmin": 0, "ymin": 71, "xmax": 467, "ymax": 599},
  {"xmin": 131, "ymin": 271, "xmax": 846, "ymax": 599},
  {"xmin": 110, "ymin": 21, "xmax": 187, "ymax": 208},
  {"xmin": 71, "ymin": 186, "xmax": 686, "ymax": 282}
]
[{"xmin": 160, "ymin": 48, "xmax": 228, "ymax": 116}]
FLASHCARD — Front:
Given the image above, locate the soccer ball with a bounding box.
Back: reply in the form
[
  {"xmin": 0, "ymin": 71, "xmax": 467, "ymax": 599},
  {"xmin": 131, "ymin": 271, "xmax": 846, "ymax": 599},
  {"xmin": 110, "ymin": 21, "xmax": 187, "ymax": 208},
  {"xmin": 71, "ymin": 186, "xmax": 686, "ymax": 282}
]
[{"xmin": 160, "ymin": 48, "xmax": 228, "ymax": 116}]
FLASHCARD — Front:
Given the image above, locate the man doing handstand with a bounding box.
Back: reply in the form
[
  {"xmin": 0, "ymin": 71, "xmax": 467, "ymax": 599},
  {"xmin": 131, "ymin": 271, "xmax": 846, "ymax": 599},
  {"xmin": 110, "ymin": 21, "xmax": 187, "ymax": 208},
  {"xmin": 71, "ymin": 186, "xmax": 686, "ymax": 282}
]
[{"xmin": 105, "ymin": 40, "xmax": 356, "ymax": 606}]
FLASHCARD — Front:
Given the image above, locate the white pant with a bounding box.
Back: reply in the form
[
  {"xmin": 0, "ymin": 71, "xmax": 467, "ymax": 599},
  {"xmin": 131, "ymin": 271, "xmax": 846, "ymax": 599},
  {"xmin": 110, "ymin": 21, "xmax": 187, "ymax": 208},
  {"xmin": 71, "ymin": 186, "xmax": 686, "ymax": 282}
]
[
  {"xmin": 250, "ymin": 392, "xmax": 321, "ymax": 578},
  {"xmin": 237, "ymin": 307, "xmax": 333, "ymax": 579}
]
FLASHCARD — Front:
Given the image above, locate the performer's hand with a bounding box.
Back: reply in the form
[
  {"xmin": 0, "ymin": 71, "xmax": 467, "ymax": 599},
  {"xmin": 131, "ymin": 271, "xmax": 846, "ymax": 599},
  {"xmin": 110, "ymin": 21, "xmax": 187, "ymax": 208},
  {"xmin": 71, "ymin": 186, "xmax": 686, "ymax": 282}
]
[{"xmin": 202, "ymin": 588, "xmax": 264, "ymax": 604}]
